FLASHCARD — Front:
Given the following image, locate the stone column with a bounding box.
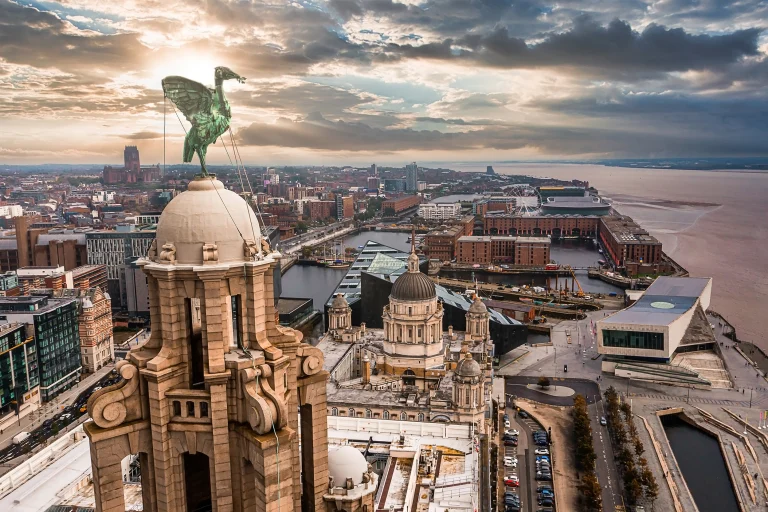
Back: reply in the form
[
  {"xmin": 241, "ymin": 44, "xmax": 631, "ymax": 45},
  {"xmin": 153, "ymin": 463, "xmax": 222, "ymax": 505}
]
[
  {"xmin": 90, "ymin": 440, "xmax": 126, "ymax": 512},
  {"xmin": 299, "ymin": 373, "xmax": 330, "ymax": 512},
  {"xmin": 209, "ymin": 378, "xmax": 234, "ymax": 512},
  {"xmin": 241, "ymin": 426, "xmax": 296, "ymax": 512}
]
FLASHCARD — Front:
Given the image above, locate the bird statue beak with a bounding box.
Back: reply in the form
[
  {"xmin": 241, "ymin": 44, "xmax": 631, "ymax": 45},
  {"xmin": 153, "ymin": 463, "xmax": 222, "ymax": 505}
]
[{"xmin": 237, "ymin": 76, "xmax": 246, "ymax": 83}]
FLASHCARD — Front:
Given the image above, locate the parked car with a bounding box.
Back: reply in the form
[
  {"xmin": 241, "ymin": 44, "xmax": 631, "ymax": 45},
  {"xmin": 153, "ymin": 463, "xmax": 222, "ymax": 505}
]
[
  {"xmin": 536, "ymin": 472, "xmax": 552, "ymax": 481},
  {"xmin": 535, "ymin": 448, "xmax": 549, "ymax": 455},
  {"xmin": 504, "ymin": 420, "xmax": 511, "ymax": 428},
  {"xmin": 503, "ymin": 414, "xmax": 509, "ymax": 421},
  {"xmin": 504, "ymin": 460, "xmax": 517, "ymax": 468},
  {"xmin": 539, "ymin": 497, "xmax": 554, "ymax": 507},
  {"xmin": 504, "ymin": 439, "xmax": 518, "ymax": 446},
  {"xmin": 505, "ymin": 429, "xmax": 519, "ymax": 436},
  {"xmin": 505, "ymin": 476, "xmax": 520, "ymax": 487},
  {"xmin": 519, "ymin": 411, "xmax": 529, "ymax": 419}
]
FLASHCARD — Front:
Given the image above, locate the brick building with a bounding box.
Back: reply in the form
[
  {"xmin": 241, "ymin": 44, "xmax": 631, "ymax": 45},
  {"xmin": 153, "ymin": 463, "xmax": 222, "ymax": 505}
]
[
  {"xmin": 423, "ymin": 225, "xmax": 464, "ymax": 262},
  {"xmin": 599, "ymin": 215, "xmax": 662, "ymax": 268},
  {"xmin": 483, "ymin": 214, "xmax": 600, "ymax": 238},
  {"xmin": 309, "ymin": 200, "xmax": 336, "ymax": 221},
  {"xmin": 335, "ymin": 195, "xmax": 355, "ymax": 219},
  {"xmin": 456, "ymin": 236, "xmax": 550, "ymax": 265},
  {"xmin": 382, "ymin": 194, "xmax": 421, "ymax": 214}
]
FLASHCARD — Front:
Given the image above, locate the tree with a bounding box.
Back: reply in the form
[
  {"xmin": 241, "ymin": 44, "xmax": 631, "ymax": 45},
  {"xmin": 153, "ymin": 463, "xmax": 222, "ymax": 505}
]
[
  {"xmin": 642, "ymin": 467, "xmax": 660, "ymax": 509},
  {"xmin": 295, "ymin": 221, "xmax": 308, "ymax": 234},
  {"xmin": 578, "ymin": 472, "xmax": 603, "ymax": 511},
  {"xmin": 383, "ymin": 207, "xmax": 396, "ymax": 217},
  {"xmin": 634, "ymin": 438, "xmax": 645, "ymax": 457},
  {"xmin": 538, "ymin": 376, "xmax": 551, "ymax": 389}
]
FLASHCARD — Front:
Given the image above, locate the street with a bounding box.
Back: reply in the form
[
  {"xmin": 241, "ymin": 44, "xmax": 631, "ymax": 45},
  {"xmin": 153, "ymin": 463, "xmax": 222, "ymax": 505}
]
[
  {"xmin": 0, "ymin": 365, "xmax": 115, "ymax": 455},
  {"xmin": 589, "ymin": 395, "xmax": 622, "ymax": 511}
]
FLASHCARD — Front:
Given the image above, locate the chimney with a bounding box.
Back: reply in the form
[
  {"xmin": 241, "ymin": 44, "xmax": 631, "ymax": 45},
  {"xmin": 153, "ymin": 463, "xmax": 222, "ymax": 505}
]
[
  {"xmin": 362, "ymin": 354, "xmax": 371, "ymax": 385},
  {"xmin": 448, "ymin": 325, "xmax": 453, "ymax": 338},
  {"xmin": 360, "ymin": 322, "xmax": 366, "ymax": 334}
]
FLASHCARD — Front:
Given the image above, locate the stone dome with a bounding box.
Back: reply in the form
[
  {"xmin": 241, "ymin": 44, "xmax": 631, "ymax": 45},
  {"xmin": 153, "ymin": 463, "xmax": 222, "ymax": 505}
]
[
  {"xmin": 155, "ymin": 177, "xmax": 262, "ymax": 266},
  {"xmin": 391, "ymin": 271, "xmax": 436, "ymax": 301},
  {"xmin": 469, "ymin": 296, "xmax": 487, "ymax": 314},
  {"xmin": 330, "ymin": 293, "xmax": 349, "ymax": 309},
  {"xmin": 455, "ymin": 352, "xmax": 482, "ymax": 378},
  {"xmin": 328, "ymin": 445, "xmax": 368, "ymax": 487},
  {"xmin": 390, "ymin": 251, "xmax": 435, "ymax": 301}
]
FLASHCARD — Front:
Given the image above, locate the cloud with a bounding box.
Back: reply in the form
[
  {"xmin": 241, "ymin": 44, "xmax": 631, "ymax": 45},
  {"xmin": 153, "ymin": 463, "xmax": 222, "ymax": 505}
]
[
  {"xmin": 383, "ymin": 16, "xmax": 762, "ymax": 79},
  {"xmin": 236, "ymin": 111, "xmax": 767, "ymax": 156}
]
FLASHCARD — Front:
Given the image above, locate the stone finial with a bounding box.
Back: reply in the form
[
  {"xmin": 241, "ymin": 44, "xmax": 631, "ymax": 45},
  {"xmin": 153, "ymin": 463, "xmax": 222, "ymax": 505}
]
[
  {"xmin": 159, "ymin": 242, "xmax": 177, "ymax": 263},
  {"xmin": 147, "ymin": 239, "xmax": 158, "ymax": 261}
]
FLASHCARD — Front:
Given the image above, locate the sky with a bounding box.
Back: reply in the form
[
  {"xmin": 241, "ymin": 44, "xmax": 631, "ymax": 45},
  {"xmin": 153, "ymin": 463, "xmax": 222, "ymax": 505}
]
[{"xmin": 1, "ymin": 0, "xmax": 767, "ymax": 166}]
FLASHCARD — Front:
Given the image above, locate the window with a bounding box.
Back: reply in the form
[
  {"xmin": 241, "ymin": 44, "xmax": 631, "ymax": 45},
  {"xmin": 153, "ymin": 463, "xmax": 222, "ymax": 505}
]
[
  {"xmin": 200, "ymin": 402, "xmax": 209, "ymax": 417},
  {"xmin": 602, "ymin": 329, "xmax": 664, "ymax": 351},
  {"xmin": 400, "ymin": 411, "xmax": 407, "ymax": 421},
  {"xmin": 187, "ymin": 401, "xmax": 195, "ymax": 417},
  {"xmin": 418, "ymin": 413, "xmax": 425, "ymax": 422},
  {"xmin": 365, "ymin": 409, "xmax": 372, "ymax": 418},
  {"xmin": 383, "ymin": 411, "xmax": 390, "ymax": 420},
  {"xmin": 349, "ymin": 408, "xmax": 356, "ymax": 417},
  {"xmin": 173, "ymin": 401, "xmax": 182, "ymax": 416},
  {"xmin": 331, "ymin": 407, "xmax": 338, "ymax": 416}
]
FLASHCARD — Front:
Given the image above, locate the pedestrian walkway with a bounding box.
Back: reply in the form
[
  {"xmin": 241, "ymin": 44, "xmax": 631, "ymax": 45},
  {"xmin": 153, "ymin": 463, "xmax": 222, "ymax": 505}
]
[{"xmin": 629, "ymin": 392, "xmax": 748, "ymax": 407}]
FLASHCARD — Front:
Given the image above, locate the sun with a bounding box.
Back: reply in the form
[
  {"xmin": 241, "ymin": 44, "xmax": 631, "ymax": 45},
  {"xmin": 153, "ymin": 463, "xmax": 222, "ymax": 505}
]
[{"xmin": 148, "ymin": 52, "xmax": 219, "ymax": 88}]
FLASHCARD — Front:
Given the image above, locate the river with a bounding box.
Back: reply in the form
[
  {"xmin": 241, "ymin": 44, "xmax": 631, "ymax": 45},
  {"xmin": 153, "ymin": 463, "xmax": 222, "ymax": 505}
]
[
  {"xmin": 660, "ymin": 414, "xmax": 739, "ymax": 512},
  {"xmin": 440, "ymin": 163, "xmax": 767, "ymax": 347}
]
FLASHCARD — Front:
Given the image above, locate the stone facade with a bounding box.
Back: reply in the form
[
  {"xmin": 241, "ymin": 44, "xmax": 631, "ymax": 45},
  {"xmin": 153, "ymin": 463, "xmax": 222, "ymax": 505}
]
[
  {"xmin": 84, "ymin": 178, "xmax": 330, "ymax": 512},
  {"xmin": 78, "ymin": 287, "xmax": 114, "ymax": 373}
]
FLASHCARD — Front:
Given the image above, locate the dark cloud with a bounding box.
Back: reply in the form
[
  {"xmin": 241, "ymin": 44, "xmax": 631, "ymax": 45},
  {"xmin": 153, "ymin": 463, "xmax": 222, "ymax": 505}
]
[
  {"xmin": 0, "ymin": 0, "xmax": 150, "ymax": 73},
  {"xmin": 236, "ymin": 111, "xmax": 767, "ymax": 156},
  {"xmin": 383, "ymin": 16, "xmax": 761, "ymax": 79}
]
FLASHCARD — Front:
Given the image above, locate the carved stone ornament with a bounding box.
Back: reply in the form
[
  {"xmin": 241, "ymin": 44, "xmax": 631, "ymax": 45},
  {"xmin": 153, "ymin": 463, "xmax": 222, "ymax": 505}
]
[
  {"xmin": 159, "ymin": 242, "xmax": 177, "ymax": 263},
  {"xmin": 261, "ymin": 238, "xmax": 271, "ymax": 254},
  {"xmin": 147, "ymin": 239, "xmax": 158, "ymax": 261},
  {"xmin": 240, "ymin": 364, "xmax": 288, "ymax": 434},
  {"xmin": 87, "ymin": 360, "xmax": 142, "ymax": 429},
  {"xmin": 297, "ymin": 344, "xmax": 324, "ymax": 378},
  {"xmin": 202, "ymin": 242, "xmax": 219, "ymax": 264},
  {"xmin": 243, "ymin": 239, "xmax": 262, "ymax": 261}
]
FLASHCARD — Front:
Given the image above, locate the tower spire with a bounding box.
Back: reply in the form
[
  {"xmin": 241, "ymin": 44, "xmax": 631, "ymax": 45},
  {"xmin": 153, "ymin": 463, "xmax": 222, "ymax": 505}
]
[
  {"xmin": 407, "ymin": 225, "xmax": 419, "ymax": 273},
  {"xmin": 411, "ymin": 225, "xmax": 416, "ymax": 254}
]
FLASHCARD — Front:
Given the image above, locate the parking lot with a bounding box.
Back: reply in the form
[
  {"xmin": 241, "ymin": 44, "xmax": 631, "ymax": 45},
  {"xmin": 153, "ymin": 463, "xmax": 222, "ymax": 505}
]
[{"xmin": 501, "ymin": 406, "xmax": 556, "ymax": 511}]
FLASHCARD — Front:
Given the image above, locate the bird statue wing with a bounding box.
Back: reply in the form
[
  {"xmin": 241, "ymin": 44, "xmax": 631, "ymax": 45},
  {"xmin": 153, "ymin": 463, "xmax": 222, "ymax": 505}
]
[{"xmin": 161, "ymin": 76, "xmax": 214, "ymax": 123}]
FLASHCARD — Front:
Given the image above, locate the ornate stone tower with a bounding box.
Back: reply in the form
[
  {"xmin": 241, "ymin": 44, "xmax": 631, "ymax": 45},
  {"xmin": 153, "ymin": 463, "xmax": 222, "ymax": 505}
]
[
  {"xmin": 327, "ymin": 293, "xmax": 352, "ymax": 333},
  {"xmin": 381, "ymin": 241, "xmax": 444, "ymax": 389},
  {"xmin": 323, "ymin": 446, "xmax": 378, "ymax": 511},
  {"xmin": 453, "ymin": 351, "xmax": 485, "ymax": 428},
  {"xmin": 85, "ymin": 177, "xmax": 329, "ymax": 512},
  {"xmin": 466, "ymin": 295, "xmax": 491, "ymax": 343}
]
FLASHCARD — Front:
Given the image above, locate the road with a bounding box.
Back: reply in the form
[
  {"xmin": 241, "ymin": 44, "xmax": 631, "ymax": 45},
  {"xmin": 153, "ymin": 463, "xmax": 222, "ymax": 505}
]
[
  {"xmin": 590, "ymin": 393, "xmax": 622, "ymax": 511},
  {"xmin": 281, "ymin": 221, "xmax": 354, "ymax": 254},
  {"xmin": 0, "ymin": 365, "xmax": 114, "ymax": 452}
]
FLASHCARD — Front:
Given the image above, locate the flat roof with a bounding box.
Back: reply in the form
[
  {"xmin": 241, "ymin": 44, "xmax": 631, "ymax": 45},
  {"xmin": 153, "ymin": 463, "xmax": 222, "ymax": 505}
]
[{"xmin": 602, "ymin": 277, "xmax": 710, "ymax": 326}]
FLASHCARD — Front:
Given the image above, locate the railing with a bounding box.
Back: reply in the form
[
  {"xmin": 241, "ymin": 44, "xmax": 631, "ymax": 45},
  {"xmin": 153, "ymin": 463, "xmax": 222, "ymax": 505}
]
[{"xmin": 166, "ymin": 389, "xmax": 212, "ymax": 424}]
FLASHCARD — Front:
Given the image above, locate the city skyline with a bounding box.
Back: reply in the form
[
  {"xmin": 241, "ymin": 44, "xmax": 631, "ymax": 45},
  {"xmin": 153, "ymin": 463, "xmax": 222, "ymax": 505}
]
[{"xmin": 1, "ymin": 0, "xmax": 768, "ymax": 165}]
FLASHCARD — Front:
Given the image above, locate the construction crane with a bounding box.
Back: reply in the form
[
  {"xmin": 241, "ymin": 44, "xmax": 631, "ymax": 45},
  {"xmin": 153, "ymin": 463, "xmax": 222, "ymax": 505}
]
[{"xmin": 564, "ymin": 265, "xmax": 585, "ymax": 297}]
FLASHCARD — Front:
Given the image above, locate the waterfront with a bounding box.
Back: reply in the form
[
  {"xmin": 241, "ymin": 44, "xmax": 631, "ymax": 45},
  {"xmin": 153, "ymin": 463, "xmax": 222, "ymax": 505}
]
[
  {"xmin": 660, "ymin": 414, "xmax": 739, "ymax": 512},
  {"xmin": 443, "ymin": 163, "xmax": 768, "ymax": 346}
]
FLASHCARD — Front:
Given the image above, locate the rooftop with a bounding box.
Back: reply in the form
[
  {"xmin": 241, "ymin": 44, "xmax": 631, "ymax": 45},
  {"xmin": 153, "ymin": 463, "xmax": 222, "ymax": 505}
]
[{"xmin": 602, "ymin": 277, "xmax": 711, "ymax": 327}]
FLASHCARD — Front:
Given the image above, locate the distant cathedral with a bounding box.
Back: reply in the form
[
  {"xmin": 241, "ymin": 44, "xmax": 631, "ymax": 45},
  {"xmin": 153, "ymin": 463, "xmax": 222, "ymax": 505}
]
[{"xmin": 103, "ymin": 145, "xmax": 161, "ymax": 184}]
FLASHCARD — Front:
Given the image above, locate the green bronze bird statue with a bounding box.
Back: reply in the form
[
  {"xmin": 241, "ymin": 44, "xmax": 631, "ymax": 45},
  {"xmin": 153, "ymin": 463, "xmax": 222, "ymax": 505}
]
[{"xmin": 162, "ymin": 66, "xmax": 245, "ymax": 176}]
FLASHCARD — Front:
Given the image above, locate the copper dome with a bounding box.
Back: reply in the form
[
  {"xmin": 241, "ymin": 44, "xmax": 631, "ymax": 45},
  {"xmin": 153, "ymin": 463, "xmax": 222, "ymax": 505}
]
[{"xmin": 390, "ymin": 271, "xmax": 436, "ymax": 301}]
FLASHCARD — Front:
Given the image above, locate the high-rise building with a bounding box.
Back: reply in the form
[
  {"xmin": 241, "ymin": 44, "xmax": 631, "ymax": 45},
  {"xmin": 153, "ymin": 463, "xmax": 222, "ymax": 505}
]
[
  {"xmin": 335, "ymin": 195, "xmax": 354, "ymax": 220},
  {"xmin": 405, "ymin": 162, "xmax": 418, "ymax": 192},
  {"xmin": 0, "ymin": 295, "xmax": 80, "ymax": 401},
  {"xmin": 84, "ymin": 177, "xmax": 330, "ymax": 512},
  {"xmin": 85, "ymin": 226, "xmax": 155, "ymax": 309},
  {"xmin": 0, "ymin": 323, "xmax": 38, "ymax": 417},
  {"xmin": 370, "ymin": 163, "xmax": 378, "ymax": 176}
]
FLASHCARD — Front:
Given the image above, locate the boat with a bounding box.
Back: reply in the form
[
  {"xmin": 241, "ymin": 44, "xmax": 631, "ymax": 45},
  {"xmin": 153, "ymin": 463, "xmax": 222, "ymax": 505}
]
[{"xmin": 326, "ymin": 260, "xmax": 350, "ymax": 269}]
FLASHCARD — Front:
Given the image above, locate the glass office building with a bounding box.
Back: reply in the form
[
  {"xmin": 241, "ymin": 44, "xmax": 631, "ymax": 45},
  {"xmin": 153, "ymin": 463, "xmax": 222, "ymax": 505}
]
[
  {"xmin": 0, "ymin": 296, "xmax": 81, "ymax": 401},
  {"xmin": 0, "ymin": 323, "xmax": 38, "ymax": 414}
]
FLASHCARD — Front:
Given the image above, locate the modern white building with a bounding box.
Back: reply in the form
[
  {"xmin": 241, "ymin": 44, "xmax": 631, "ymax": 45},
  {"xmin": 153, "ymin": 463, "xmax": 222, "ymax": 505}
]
[
  {"xmin": 0, "ymin": 205, "xmax": 23, "ymax": 219},
  {"xmin": 418, "ymin": 202, "xmax": 462, "ymax": 221},
  {"xmin": 598, "ymin": 276, "xmax": 713, "ymax": 364}
]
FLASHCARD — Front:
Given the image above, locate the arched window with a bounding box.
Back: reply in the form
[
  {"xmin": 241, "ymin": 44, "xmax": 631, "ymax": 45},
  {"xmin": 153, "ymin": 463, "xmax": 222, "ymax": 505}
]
[
  {"xmin": 349, "ymin": 408, "xmax": 356, "ymax": 417},
  {"xmin": 418, "ymin": 413, "xmax": 425, "ymax": 422},
  {"xmin": 465, "ymin": 391, "xmax": 470, "ymax": 406},
  {"xmin": 365, "ymin": 409, "xmax": 372, "ymax": 418},
  {"xmin": 400, "ymin": 411, "xmax": 407, "ymax": 421},
  {"xmin": 331, "ymin": 407, "xmax": 338, "ymax": 416},
  {"xmin": 383, "ymin": 411, "xmax": 390, "ymax": 420}
]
